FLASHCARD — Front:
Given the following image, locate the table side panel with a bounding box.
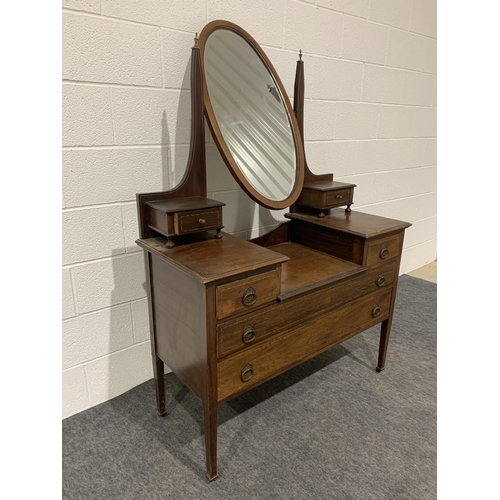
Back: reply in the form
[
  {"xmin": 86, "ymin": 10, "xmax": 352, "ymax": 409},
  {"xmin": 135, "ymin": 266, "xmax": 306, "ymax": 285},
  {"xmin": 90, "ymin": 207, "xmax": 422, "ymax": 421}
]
[{"xmin": 150, "ymin": 253, "xmax": 208, "ymax": 399}]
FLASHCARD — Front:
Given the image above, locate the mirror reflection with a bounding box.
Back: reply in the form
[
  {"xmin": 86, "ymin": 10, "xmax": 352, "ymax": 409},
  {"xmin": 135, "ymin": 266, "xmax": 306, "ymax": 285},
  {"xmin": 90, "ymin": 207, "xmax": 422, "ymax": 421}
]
[{"xmin": 204, "ymin": 28, "xmax": 297, "ymax": 202}]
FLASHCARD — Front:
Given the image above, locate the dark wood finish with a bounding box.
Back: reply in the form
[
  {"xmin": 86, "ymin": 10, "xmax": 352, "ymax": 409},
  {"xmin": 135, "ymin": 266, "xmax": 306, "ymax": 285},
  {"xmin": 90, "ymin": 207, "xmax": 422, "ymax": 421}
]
[
  {"xmin": 146, "ymin": 197, "xmax": 225, "ymax": 246},
  {"xmin": 292, "ymin": 55, "xmax": 333, "ymax": 185},
  {"xmin": 143, "ymin": 251, "xmax": 166, "ymax": 416},
  {"xmin": 296, "ymin": 181, "xmax": 356, "ymax": 216},
  {"xmin": 375, "ymin": 229, "xmax": 406, "ymax": 372},
  {"xmin": 198, "ymin": 20, "xmax": 305, "ymax": 210},
  {"xmin": 136, "ymin": 41, "xmax": 207, "ymax": 240},
  {"xmin": 268, "ymin": 242, "xmax": 364, "ymax": 299},
  {"xmin": 286, "ymin": 209, "xmax": 411, "ymax": 239},
  {"xmin": 216, "ymin": 269, "xmax": 281, "ymax": 320},
  {"xmin": 217, "ymin": 288, "xmax": 392, "ymax": 402},
  {"xmin": 135, "ymin": 22, "xmax": 411, "ymax": 480},
  {"xmin": 136, "ymin": 233, "xmax": 288, "ymax": 284},
  {"xmin": 174, "ymin": 208, "xmax": 222, "ymax": 235},
  {"xmin": 217, "ymin": 259, "xmax": 397, "ymax": 359},
  {"xmin": 147, "ymin": 197, "xmax": 224, "ymax": 214},
  {"xmin": 203, "ymin": 285, "xmax": 219, "ymax": 480},
  {"xmin": 150, "ymin": 253, "xmax": 208, "ymax": 399},
  {"xmin": 249, "ymin": 221, "xmax": 290, "ymax": 247}
]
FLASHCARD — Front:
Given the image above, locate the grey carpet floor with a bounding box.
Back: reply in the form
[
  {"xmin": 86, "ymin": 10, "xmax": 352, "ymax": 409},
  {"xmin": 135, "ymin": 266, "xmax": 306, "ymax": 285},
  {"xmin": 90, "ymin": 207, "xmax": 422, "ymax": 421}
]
[{"xmin": 62, "ymin": 275, "xmax": 436, "ymax": 500}]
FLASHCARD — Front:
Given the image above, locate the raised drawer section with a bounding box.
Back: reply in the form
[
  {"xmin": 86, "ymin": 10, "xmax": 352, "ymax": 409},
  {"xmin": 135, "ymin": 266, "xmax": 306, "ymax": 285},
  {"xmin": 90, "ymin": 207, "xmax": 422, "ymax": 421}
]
[
  {"xmin": 216, "ymin": 269, "xmax": 281, "ymax": 320},
  {"xmin": 174, "ymin": 208, "xmax": 222, "ymax": 235},
  {"xmin": 365, "ymin": 233, "xmax": 403, "ymax": 266},
  {"xmin": 217, "ymin": 260, "xmax": 396, "ymax": 358},
  {"xmin": 217, "ymin": 288, "xmax": 392, "ymax": 402},
  {"xmin": 325, "ymin": 188, "xmax": 353, "ymax": 207}
]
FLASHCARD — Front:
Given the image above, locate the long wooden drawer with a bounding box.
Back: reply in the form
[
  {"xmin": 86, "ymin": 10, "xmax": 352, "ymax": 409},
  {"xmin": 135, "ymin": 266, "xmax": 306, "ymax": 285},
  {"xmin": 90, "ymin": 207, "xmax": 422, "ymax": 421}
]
[
  {"xmin": 216, "ymin": 269, "xmax": 281, "ymax": 320},
  {"xmin": 365, "ymin": 233, "xmax": 403, "ymax": 266},
  {"xmin": 217, "ymin": 288, "xmax": 392, "ymax": 402},
  {"xmin": 217, "ymin": 260, "xmax": 397, "ymax": 358}
]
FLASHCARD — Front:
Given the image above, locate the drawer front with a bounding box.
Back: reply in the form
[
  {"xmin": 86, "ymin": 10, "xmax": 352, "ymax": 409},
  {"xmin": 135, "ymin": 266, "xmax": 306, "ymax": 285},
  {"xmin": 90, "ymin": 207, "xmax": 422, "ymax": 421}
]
[
  {"xmin": 217, "ymin": 288, "xmax": 392, "ymax": 402},
  {"xmin": 217, "ymin": 260, "xmax": 397, "ymax": 358},
  {"xmin": 325, "ymin": 188, "xmax": 353, "ymax": 207},
  {"xmin": 174, "ymin": 208, "xmax": 222, "ymax": 235},
  {"xmin": 216, "ymin": 269, "xmax": 281, "ymax": 320},
  {"xmin": 365, "ymin": 233, "xmax": 403, "ymax": 267}
]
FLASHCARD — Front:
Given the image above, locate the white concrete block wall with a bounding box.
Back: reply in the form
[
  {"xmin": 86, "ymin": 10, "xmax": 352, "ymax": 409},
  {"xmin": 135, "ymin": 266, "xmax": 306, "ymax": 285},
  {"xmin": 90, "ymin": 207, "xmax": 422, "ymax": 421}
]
[{"xmin": 62, "ymin": 0, "xmax": 437, "ymax": 418}]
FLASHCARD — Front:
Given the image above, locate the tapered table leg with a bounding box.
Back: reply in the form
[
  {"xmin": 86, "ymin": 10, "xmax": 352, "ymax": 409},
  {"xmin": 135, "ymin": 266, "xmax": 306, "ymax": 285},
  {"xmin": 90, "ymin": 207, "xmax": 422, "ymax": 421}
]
[
  {"xmin": 153, "ymin": 355, "xmax": 166, "ymax": 416},
  {"xmin": 203, "ymin": 401, "xmax": 219, "ymax": 481},
  {"xmin": 376, "ymin": 318, "xmax": 391, "ymax": 372}
]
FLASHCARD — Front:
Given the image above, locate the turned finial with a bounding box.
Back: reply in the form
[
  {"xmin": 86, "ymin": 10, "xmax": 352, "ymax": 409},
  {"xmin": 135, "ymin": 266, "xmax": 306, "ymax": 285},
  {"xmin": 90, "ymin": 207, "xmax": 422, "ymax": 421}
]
[
  {"xmin": 193, "ymin": 33, "xmax": 199, "ymax": 47},
  {"xmin": 299, "ymin": 49, "xmax": 302, "ymax": 60}
]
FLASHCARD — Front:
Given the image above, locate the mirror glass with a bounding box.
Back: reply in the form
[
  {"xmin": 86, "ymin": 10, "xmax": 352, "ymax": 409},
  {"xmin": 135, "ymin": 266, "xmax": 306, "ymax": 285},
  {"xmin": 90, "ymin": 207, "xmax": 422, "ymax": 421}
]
[{"xmin": 203, "ymin": 28, "xmax": 297, "ymax": 203}]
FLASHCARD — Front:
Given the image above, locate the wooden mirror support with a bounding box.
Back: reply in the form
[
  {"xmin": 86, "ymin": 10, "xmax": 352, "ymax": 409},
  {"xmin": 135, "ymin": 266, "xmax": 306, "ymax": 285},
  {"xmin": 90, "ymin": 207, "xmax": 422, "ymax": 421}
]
[
  {"xmin": 291, "ymin": 51, "xmax": 357, "ymax": 217},
  {"xmin": 136, "ymin": 37, "xmax": 226, "ymax": 248},
  {"xmin": 136, "ymin": 21, "xmax": 411, "ymax": 481}
]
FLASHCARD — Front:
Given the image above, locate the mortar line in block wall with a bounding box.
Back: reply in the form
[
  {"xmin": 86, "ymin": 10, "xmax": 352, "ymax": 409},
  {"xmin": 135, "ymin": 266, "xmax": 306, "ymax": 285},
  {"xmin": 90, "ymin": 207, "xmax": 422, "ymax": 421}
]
[
  {"xmin": 65, "ymin": 339, "xmax": 152, "ymax": 373},
  {"xmin": 348, "ymin": 190, "xmax": 437, "ymax": 207},
  {"xmin": 306, "ymin": 98, "xmax": 436, "ymax": 108},
  {"xmin": 62, "ymin": 144, "xmax": 189, "ymax": 150},
  {"xmin": 62, "ymin": 7, "xmax": 199, "ymax": 35},
  {"xmin": 401, "ymin": 237, "xmax": 437, "ymax": 252},
  {"xmin": 108, "ymin": 87, "xmax": 116, "ymax": 146},
  {"xmin": 62, "ymin": 250, "xmax": 144, "ymax": 270},
  {"xmin": 61, "ymin": 250, "xmax": 142, "ymax": 271},
  {"xmin": 273, "ymin": 50, "xmax": 436, "ymax": 77},
  {"xmin": 338, "ymin": 10, "xmax": 436, "ymax": 41},
  {"xmin": 68, "ymin": 267, "xmax": 80, "ymax": 315},
  {"xmin": 62, "ymin": 79, "xmax": 191, "ymax": 92},
  {"xmin": 316, "ymin": 3, "xmax": 369, "ymax": 21},
  {"xmin": 62, "ymin": 297, "xmax": 148, "ymax": 323},
  {"xmin": 119, "ymin": 204, "xmax": 129, "ymax": 255},
  {"xmin": 339, "ymin": 13, "xmax": 346, "ymax": 59},
  {"xmin": 305, "ymin": 137, "xmax": 430, "ymax": 144},
  {"xmin": 375, "ymin": 103, "xmax": 382, "ymax": 138},
  {"xmin": 82, "ymin": 365, "xmax": 91, "ymax": 412},
  {"xmin": 347, "ymin": 164, "xmax": 437, "ymax": 176},
  {"xmin": 408, "ymin": 0, "xmax": 414, "ymax": 32},
  {"xmin": 354, "ymin": 208, "xmax": 436, "ymax": 227},
  {"xmin": 62, "ymin": 201, "xmax": 137, "ymax": 213}
]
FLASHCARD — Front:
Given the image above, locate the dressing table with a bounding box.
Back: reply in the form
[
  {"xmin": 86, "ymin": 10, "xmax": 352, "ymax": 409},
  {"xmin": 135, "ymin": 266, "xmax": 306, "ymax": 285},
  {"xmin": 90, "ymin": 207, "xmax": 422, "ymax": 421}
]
[{"xmin": 136, "ymin": 20, "xmax": 411, "ymax": 481}]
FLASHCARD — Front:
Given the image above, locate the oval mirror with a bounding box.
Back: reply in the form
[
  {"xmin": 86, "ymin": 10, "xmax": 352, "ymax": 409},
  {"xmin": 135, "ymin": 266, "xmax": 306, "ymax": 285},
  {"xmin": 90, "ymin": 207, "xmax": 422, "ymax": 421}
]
[{"xmin": 198, "ymin": 21, "xmax": 304, "ymax": 210}]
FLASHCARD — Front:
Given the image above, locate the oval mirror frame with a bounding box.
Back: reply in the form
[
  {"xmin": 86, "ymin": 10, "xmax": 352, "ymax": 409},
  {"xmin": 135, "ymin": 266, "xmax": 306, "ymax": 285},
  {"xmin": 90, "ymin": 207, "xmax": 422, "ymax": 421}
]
[{"xmin": 198, "ymin": 20, "xmax": 305, "ymax": 210}]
